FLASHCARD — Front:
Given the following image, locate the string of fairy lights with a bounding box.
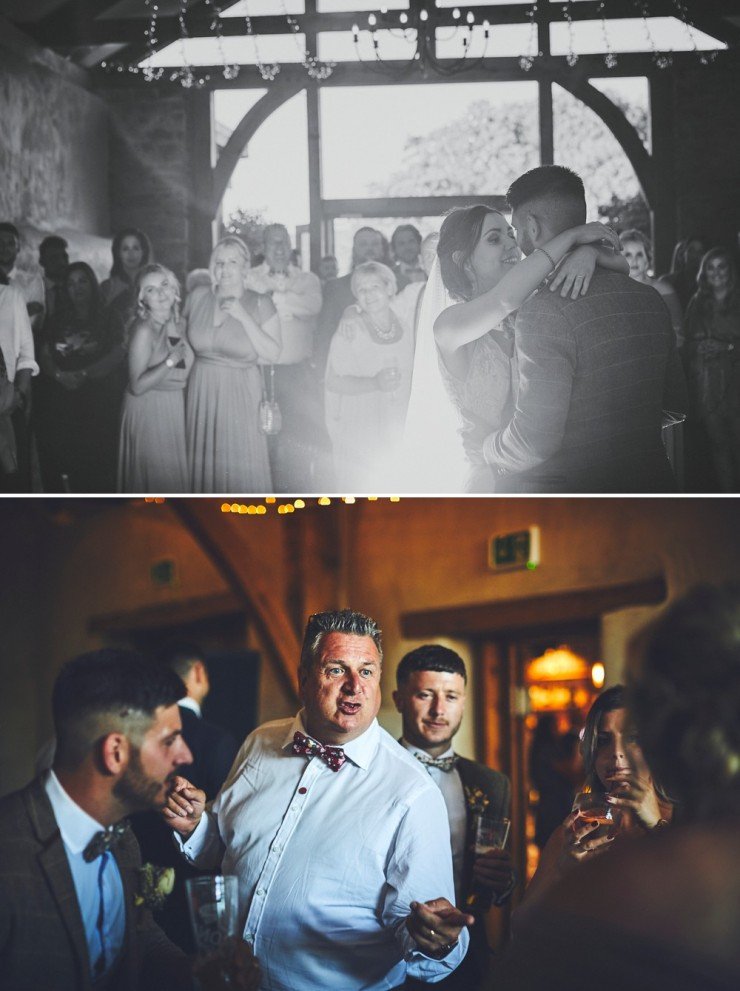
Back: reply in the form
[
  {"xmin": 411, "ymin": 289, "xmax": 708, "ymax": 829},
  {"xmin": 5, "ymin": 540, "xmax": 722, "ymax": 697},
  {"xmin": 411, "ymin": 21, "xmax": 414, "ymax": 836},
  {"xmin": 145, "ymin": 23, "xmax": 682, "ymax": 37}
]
[
  {"xmin": 144, "ymin": 497, "xmax": 403, "ymax": 515},
  {"xmin": 99, "ymin": 1, "xmax": 721, "ymax": 88}
]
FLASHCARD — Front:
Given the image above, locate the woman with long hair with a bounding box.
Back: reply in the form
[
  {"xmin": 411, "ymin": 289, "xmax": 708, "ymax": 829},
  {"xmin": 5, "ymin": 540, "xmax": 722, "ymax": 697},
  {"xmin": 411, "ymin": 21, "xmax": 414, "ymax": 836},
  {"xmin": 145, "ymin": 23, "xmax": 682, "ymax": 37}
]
[
  {"xmin": 684, "ymin": 247, "xmax": 740, "ymax": 491},
  {"xmin": 619, "ymin": 228, "xmax": 683, "ymax": 345},
  {"xmin": 100, "ymin": 227, "xmax": 153, "ymax": 327},
  {"xmin": 513, "ymin": 685, "xmax": 672, "ymax": 935},
  {"xmin": 402, "ymin": 206, "xmax": 625, "ymax": 491},
  {"xmin": 118, "ymin": 263, "xmax": 192, "ymax": 492}
]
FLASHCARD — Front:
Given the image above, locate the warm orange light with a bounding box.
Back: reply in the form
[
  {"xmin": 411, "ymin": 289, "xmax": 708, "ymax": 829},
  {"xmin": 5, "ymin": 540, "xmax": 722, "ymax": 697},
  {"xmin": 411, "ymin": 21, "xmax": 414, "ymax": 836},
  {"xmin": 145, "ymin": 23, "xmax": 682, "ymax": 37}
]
[
  {"xmin": 265, "ymin": 497, "xmax": 276, "ymax": 504},
  {"xmin": 389, "ymin": 496, "xmax": 401, "ymax": 502},
  {"xmin": 294, "ymin": 499, "xmax": 305, "ymax": 509},
  {"xmin": 318, "ymin": 497, "xmax": 331, "ymax": 506},
  {"xmin": 367, "ymin": 496, "xmax": 378, "ymax": 501},
  {"xmin": 591, "ymin": 662, "xmax": 606, "ymax": 688},
  {"xmin": 220, "ymin": 503, "xmax": 231, "ymax": 513},
  {"xmin": 343, "ymin": 496, "xmax": 356, "ymax": 504},
  {"xmin": 526, "ymin": 647, "xmax": 591, "ymax": 684},
  {"xmin": 230, "ymin": 503, "xmax": 239, "ymax": 513},
  {"xmin": 257, "ymin": 505, "xmax": 267, "ymax": 515}
]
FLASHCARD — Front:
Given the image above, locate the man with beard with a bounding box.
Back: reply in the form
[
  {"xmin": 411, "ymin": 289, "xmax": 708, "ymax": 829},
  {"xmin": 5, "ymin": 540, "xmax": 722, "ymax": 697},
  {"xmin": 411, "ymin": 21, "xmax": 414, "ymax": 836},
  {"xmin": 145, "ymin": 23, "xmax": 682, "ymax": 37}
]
[
  {"xmin": 165, "ymin": 610, "xmax": 473, "ymax": 991},
  {"xmin": 0, "ymin": 648, "xmax": 194, "ymax": 991},
  {"xmin": 393, "ymin": 645, "xmax": 514, "ymax": 991}
]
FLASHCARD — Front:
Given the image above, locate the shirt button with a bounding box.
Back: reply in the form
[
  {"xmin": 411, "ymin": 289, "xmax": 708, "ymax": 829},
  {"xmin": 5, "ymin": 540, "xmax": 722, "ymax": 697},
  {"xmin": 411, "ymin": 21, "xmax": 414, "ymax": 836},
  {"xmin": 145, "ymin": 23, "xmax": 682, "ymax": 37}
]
[
  {"xmin": 298, "ymin": 786, "xmax": 307, "ymax": 794},
  {"xmin": 256, "ymin": 888, "xmax": 265, "ymax": 897}
]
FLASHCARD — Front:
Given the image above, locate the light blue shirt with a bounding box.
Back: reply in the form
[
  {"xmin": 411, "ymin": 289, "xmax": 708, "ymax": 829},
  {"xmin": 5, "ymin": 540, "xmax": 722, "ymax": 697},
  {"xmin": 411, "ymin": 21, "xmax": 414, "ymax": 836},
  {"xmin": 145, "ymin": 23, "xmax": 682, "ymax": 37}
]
[
  {"xmin": 401, "ymin": 740, "xmax": 468, "ymax": 905},
  {"xmin": 178, "ymin": 713, "xmax": 468, "ymax": 991},
  {"xmin": 44, "ymin": 771, "xmax": 126, "ymax": 978}
]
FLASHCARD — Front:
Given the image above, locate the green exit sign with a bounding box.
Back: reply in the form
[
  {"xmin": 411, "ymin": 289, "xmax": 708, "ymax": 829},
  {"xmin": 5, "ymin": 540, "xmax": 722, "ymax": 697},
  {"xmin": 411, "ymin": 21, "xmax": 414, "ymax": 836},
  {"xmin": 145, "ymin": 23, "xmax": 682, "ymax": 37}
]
[{"xmin": 488, "ymin": 527, "xmax": 540, "ymax": 572}]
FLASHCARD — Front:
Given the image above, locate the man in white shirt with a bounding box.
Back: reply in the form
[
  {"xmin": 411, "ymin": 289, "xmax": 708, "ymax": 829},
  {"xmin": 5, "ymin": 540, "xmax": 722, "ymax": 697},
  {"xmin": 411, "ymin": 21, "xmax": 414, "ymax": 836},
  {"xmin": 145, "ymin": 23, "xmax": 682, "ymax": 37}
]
[
  {"xmin": 0, "ymin": 278, "xmax": 38, "ymax": 490},
  {"xmin": 391, "ymin": 225, "xmax": 427, "ymax": 292},
  {"xmin": 0, "ymin": 648, "xmax": 196, "ymax": 991},
  {"xmin": 393, "ymin": 644, "xmax": 515, "ymax": 991},
  {"xmin": 246, "ymin": 224, "xmax": 323, "ymax": 490},
  {"xmin": 0, "ymin": 223, "xmax": 45, "ymax": 332},
  {"xmin": 165, "ymin": 609, "xmax": 473, "ymax": 991}
]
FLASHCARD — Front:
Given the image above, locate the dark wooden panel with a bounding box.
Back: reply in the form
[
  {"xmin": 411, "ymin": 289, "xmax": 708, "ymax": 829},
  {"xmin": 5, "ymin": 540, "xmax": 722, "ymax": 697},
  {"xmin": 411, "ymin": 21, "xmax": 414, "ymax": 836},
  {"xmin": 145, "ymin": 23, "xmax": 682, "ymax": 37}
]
[{"xmin": 400, "ymin": 575, "xmax": 668, "ymax": 639}]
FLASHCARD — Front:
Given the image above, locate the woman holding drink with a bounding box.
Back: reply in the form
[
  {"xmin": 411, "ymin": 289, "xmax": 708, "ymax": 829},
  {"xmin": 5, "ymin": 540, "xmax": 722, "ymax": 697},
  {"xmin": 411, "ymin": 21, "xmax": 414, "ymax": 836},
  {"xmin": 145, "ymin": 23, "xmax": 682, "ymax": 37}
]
[
  {"xmin": 513, "ymin": 685, "xmax": 672, "ymax": 934},
  {"xmin": 118, "ymin": 263, "xmax": 193, "ymax": 492}
]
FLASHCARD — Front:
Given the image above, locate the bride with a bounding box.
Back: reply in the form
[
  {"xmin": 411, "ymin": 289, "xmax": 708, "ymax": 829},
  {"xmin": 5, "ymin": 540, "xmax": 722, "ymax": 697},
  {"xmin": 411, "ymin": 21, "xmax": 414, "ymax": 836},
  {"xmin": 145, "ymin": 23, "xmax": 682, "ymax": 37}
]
[{"xmin": 402, "ymin": 206, "xmax": 626, "ymax": 491}]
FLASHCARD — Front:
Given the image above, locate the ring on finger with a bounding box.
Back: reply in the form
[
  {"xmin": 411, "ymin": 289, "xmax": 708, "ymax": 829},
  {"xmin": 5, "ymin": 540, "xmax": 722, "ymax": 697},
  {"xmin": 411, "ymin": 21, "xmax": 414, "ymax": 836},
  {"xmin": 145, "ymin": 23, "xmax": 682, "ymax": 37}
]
[{"xmin": 429, "ymin": 929, "xmax": 437, "ymax": 938}]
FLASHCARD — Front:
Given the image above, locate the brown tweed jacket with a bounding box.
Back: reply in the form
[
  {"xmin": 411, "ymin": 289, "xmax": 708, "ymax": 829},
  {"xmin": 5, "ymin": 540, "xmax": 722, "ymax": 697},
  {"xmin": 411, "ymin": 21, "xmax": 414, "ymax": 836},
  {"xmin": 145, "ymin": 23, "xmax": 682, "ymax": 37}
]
[{"xmin": 0, "ymin": 776, "xmax": 191, "ymax": 991}]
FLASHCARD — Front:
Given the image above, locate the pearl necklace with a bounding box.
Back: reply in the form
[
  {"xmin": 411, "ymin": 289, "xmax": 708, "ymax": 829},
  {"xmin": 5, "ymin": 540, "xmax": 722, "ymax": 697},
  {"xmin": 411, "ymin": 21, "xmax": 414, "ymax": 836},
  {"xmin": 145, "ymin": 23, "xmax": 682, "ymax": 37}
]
[{"xmin": 363, "ymin": 309, "xmax": 402, "ymax": 342}]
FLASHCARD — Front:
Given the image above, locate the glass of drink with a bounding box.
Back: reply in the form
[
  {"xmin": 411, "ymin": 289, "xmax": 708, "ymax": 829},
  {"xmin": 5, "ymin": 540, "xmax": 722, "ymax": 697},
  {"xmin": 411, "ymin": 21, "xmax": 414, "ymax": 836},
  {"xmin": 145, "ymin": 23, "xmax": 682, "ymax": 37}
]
[
  {"xmin": 167, "ymin": 333, "xmax": 186, "ymax": 369},
  {"xmin": 186, "ymin": 875, "xmax": 240, "ymax": 956},
  {"xmin": 572, "ymin": 791, "xmax": 619, "ymax": 839},
  {"xmin": 473, "ymin": 813, "xmax": 511, "ymax": 855}
]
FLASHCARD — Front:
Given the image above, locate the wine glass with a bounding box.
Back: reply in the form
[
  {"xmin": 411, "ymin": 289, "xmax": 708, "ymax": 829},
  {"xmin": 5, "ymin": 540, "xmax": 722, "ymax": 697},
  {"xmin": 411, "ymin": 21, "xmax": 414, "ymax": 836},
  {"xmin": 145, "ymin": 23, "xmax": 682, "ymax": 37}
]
[
  {"xmin": 167, "ymin": 332, "xmax": 186, "ymax": 369},
  {"xmin": 572, "ymin": 791, "xmax": 620, "ymax": 838}
]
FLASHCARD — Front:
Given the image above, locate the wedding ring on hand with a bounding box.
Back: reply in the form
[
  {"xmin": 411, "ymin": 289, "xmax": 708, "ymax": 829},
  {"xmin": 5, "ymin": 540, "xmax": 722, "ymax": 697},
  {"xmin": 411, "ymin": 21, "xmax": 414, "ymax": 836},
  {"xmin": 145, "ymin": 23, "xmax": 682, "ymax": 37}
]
[{"xmin": 428, "ymin": 929, "xmax": 437, "ymax": 938}]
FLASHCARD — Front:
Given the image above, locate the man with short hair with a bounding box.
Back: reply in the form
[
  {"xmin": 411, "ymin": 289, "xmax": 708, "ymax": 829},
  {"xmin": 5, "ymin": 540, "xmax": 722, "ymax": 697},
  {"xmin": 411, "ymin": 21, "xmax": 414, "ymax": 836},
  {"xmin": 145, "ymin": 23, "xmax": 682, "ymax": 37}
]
[
  {"xmin": 393, "ymin": 645, "xmax": 514, "ymax": 991},
  {"xmin": 481, "ymin": 165, "xmax": 687, "ymax": 493},
  {"xmin": 38, "ymin": 234, "xmax": 70, "ymax": 324},
  {"xmin": 246, "ymin": 223, "xmax": 324, "ymax": 490},
  {"xmin": 0, "ymin": 649, "xmax": 193, "ymax": 990},
  {"xmin": 166, "ymin": 610, "xmax": 473, "ymax": 991},
  {"xmin": 391, "ymin": 224, "xmax": 426, "ymax": 291}
]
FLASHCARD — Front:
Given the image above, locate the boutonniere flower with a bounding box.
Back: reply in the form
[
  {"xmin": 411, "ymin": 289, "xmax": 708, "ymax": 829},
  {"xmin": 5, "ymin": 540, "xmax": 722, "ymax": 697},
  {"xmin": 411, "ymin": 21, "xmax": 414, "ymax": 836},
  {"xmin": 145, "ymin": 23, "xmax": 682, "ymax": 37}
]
[
  {"xmin": 464, "ymin": 785, "xmax": 490, "ymax": 815},
  {"xmin": 134, "ymin": 864, "xmax": 175, "ymax": 911}
]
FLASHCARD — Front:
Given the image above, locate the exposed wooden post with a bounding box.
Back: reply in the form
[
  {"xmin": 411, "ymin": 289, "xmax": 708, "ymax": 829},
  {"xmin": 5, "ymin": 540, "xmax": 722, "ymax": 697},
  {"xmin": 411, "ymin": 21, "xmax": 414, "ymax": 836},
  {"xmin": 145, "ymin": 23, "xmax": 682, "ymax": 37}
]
[
  {"xmin": 648, "ymin": 72, "xmax": 677, "ymax": 274},
  {"xmin": 306, "ymin": 83, "xmax": 323, "ymax": 272},
  {"xmin": 186, "ymin": 88, "xmax": 215, "ymax": 270},
  {"xmin": 171, "ymin": 501, "xmax": 301, "ymax": 706}
]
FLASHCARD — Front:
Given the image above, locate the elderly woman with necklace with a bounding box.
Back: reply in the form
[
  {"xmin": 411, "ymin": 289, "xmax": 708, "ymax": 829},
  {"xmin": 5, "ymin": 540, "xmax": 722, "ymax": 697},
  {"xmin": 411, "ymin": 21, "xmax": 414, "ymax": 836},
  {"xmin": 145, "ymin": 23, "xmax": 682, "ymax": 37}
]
[{"xmin": 325, "ymin": 261, "xmax": 413, "ymax": 490}]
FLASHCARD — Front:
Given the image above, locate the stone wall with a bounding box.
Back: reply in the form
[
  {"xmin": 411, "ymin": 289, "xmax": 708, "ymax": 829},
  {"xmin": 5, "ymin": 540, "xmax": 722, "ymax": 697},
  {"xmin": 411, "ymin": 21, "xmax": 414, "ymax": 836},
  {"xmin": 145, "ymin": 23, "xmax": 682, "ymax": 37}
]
[
  {"xmin": 0, "ymin": 20, "xmax": 111, "ymax": 277},
  {"xmin": 105, "ymin": 87, "xmax": 194, "ymax": 282}
]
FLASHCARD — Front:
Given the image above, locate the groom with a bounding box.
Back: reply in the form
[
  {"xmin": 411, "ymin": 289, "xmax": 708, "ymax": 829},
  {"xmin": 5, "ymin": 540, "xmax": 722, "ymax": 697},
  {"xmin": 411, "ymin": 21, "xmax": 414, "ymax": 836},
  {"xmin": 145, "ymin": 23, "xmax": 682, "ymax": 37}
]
[{"xmin": 481, "ymin": 165, "xmax": 687, "ymax": 493}]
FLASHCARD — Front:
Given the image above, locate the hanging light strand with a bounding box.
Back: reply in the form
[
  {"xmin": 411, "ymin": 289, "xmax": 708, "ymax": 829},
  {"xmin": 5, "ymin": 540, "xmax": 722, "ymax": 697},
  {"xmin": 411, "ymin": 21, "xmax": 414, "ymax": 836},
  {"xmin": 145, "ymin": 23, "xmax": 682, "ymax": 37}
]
[
  {"xmin": 519, "ymin": 1, "xmax": 540, "ymax": 72},
  {"xmin": 283, "ymin": 5, "xmax": 336, "ymax": 81},
  {"xmin": 562, "ymin": 1, "xmax": 578, "ymax": 67},
  {"xmin": 243, "ymin": 0, "xmax": 280, "ymax": 81},
  {"xmin": 597, "ymin": 1, "xmax": 618, "ymax": 69}
]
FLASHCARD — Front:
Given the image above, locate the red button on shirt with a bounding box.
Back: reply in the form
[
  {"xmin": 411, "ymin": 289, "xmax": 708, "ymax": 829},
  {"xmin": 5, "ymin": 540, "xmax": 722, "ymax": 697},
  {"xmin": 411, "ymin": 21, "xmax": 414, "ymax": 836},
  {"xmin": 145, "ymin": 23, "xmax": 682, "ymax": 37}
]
[{"xmin": 298, "ymin": 787, "xmax": 307, "ymax": 794}]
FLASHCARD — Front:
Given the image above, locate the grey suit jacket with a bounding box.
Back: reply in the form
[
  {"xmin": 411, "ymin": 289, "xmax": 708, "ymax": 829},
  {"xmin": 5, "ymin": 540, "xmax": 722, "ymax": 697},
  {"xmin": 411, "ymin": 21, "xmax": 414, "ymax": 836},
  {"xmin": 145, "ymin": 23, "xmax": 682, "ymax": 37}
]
[
  {"xmin": 483, "ymin": 270, "xmax": 688, "ymax": 492},
  {"xmin": 0, "ymin": 776, "xmax": 190, "ymax": 991}
]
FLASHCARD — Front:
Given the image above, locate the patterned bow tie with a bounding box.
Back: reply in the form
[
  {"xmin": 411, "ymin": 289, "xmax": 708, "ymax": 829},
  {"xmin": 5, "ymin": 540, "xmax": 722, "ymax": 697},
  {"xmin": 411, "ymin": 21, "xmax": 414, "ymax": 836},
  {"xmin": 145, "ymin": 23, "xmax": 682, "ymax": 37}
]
[
  {"xmin": 414, "ymin": 752, "xmax": 458, "ymax": 773},
  {"xmin": 292, "ymin": 731, "xmax": 346, "ymax": 772},
  {"xmin": 83, "ymin": 820, "xmax": 130, "ymax": 863}
]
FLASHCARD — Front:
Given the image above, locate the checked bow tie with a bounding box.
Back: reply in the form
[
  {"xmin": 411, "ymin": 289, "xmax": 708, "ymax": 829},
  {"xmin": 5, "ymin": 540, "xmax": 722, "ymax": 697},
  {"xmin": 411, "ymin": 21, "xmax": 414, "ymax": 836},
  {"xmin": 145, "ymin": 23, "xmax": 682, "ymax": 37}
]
[
  {"xmin": 414, "ymin": 752, "xmax": 458, "ymax": 773},
  {"xmin": 83, "ymin": 820, "xmax": 130, "ymax": 863},
  {"xmin": 292, "ymin": 731, "xmax": 346, "ymax": 772}
]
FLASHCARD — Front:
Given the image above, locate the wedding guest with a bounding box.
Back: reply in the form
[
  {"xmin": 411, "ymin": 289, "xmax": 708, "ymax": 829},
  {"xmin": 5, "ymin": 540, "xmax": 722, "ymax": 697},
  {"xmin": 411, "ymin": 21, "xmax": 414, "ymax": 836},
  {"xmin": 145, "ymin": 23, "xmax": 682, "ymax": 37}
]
[
  {"xmin": 619, "ymin": 228, "xmax": 683, "ymax": 346},
  {"xmin": 316, "ymin": 226, "xmax": 388, "ymax": 375},
  {"xmin": 38, "ymin": 234, "xmax": 70, "ymax": 327},
  {"xmin": 658, "ymin": 234, "xmax": 706, "ymax": 313},
  {"xmin": 512, "ymin": 685, "xmax": 671, "ymax": 936},
  {"xmin": 391, "ymin": 224, "xmax": 426, "ymax": 291},
  {"xmin": 481, "ymin": 166, "xmax": 688, "ymax": 492},
  {"xmin": 407, "ymin": 203, "xmax": 627, "ymax": 492},
  {"xmin": 118, "ymin": 263, "xmax": 192, "ymax": 493},
  {"xmin": 100, "ymin": 227, "xmax": 153, "ymax": 327},
  {"xmin": 186, "ymin": 235, "xmax": 281, "ymax": 492},
  {"xmin": 495, "ymin": 584, "xmax": 740, "ymax": 991},
  {"xmin": 35, "ymin": 262, "xmax": 126, "ymax": 492},
  {"xmin": 131, "ymin": 643, "xmax": 239, "ymax": 953},
  {"xmin": 0, "ymin": 275, "xmax": 37, "ymax": 492},
  {"xmin": 0, "ymin": 648, "xmax": 193, "ymax": 991},
  {"xmin": 684, "ymin": 247, "xmax": 740, "ymax": 491},
  {"xmin": 0, "ymin": 222, "xmax": 45, "ymax": 332},
  {"xmin": 246, "ymin": 223, "xmax": 323, "ymax": 490},
  {"xmin": 394, "ymin": 645, "xmax": 514, "ymax": 991},
  {"xmin": 165, "ymin": 609, "xmax": 473, "ymax": 991},
  {"xmin": 318, "ymin": 254, "xmax": 339, "ymax": 284},
  {"xmin": 325, "ymin": 260, "xmax": 413, "ymax": 489}
]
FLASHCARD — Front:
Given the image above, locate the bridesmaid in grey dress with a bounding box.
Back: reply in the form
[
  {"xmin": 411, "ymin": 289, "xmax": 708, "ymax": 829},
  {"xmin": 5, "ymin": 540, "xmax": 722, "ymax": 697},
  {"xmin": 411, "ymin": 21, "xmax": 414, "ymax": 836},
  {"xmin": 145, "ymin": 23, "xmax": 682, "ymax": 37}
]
[
  {"xmin": 118, "ymin": 263, "xmax": 192, "ymax": 492},
  {"xmin": 185, "ymin": 236, "xmax": 281, "ymax": 493}
]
